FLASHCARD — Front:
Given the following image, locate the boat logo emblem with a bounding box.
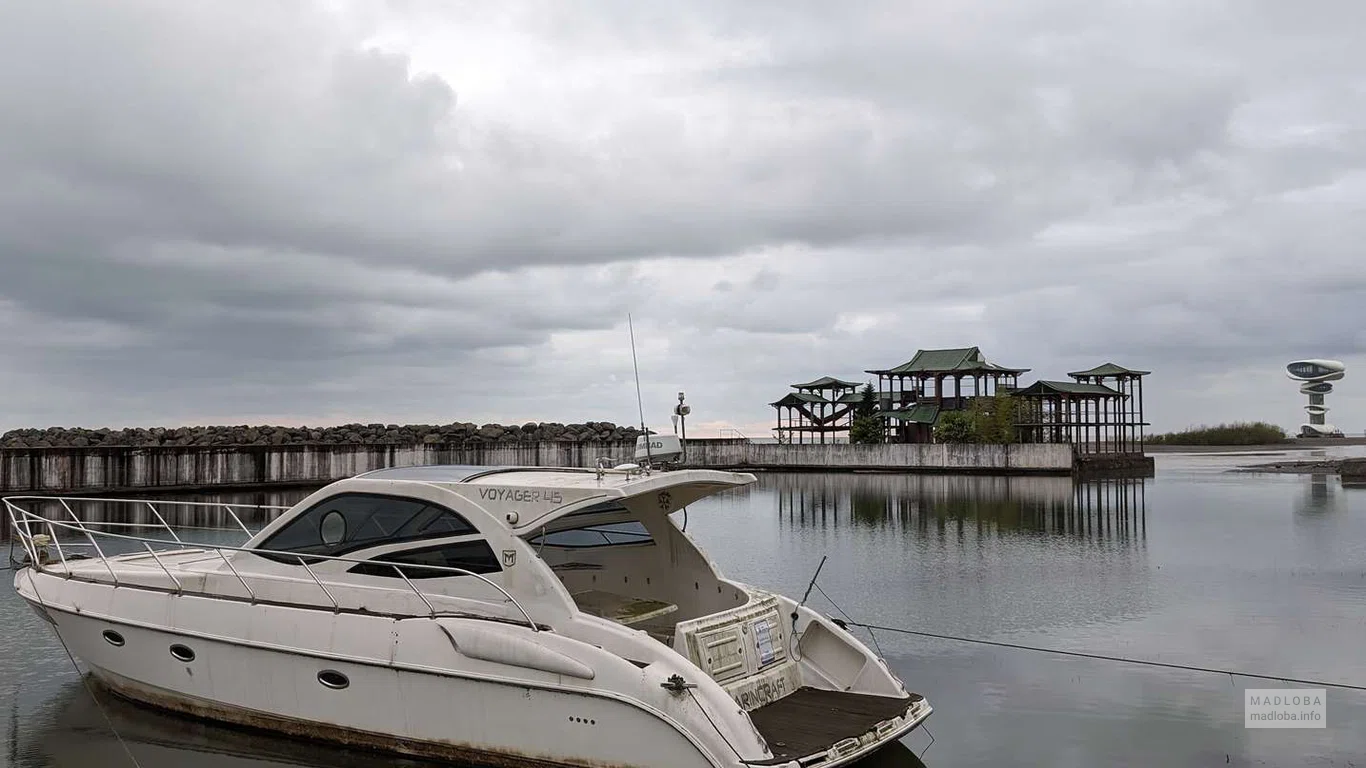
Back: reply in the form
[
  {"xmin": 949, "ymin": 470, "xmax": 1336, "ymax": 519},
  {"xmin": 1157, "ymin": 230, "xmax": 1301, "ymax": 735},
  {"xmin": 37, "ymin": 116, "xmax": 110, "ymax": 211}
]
[
  {"xmin": 657, "ymin": 491, "xmax": 672, "ymax": 511},
  {"xmin": 502, "ymin": 550, "xmax": 517, "ymax": 567}
]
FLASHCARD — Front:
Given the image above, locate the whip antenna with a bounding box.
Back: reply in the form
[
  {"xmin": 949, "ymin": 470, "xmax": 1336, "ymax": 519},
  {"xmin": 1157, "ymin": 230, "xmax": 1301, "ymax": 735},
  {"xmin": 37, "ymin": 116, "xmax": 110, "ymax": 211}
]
[{"xmin": 628, "ymin": 313, "xmax": 652, "ymax": 467}]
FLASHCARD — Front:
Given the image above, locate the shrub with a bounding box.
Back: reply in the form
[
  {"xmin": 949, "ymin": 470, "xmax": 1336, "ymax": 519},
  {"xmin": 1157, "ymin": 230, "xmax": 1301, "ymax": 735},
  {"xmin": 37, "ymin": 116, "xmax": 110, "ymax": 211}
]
[
  {"xmin": 1147, "ymin": 422, "xmax": 1290, "ymax": 446},
  {"xmin": 933, "ymin": 411, "xmax": 978, "ymax": 443},
  {"xmin": 933, "ymin": 392, "xmax": 1019, "ymax": 444}
]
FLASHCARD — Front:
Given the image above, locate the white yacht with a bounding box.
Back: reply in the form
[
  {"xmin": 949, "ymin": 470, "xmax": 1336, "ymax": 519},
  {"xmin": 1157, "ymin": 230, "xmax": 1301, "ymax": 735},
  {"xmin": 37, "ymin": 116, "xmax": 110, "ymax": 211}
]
[{"xmin": 7, "ymin": 463, "xmax": 932, "ymax": 768}]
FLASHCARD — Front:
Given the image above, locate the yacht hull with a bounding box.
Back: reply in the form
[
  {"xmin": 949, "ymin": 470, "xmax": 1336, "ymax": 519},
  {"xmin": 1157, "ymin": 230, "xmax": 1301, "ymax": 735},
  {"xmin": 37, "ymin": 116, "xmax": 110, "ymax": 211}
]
[
  {"xmin": 24, "ymin": 592, "xmax": 728, "ymax": 768},
  {"xmin": 27, "ymin": 585, "xmax": 924, "ymax": 768}
]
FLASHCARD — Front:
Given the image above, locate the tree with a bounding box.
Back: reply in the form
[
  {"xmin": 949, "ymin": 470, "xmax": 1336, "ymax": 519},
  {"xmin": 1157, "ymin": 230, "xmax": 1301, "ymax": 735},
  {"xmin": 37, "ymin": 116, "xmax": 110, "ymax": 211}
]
[
  {"xmin": 854, "ymin": 383, "xmax": 877, "ymax": 419},
  {"xmin": 933, "ymin": 411, "xmax": 976, "ymax": 443},
  {"xmin": 934, "ymin": 392, "xmax": 1020, "ymax": 444},
  {"xmin": 849, "ymin": 384, "xmax": 884, "ymax": 444},
  {"xmin": 969, "ymin": 391, "xmax": 1019, "ymax": 444}
]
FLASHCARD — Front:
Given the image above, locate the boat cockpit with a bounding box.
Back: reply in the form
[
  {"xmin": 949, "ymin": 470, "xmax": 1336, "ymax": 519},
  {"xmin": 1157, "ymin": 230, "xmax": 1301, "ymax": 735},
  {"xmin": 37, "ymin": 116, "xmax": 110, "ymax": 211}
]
[
  {"xmin": 230, "ymin": 466, "xmax": 750, "ymax": 648},
  {"xmin": 521, "ymin": 498, "xmax": 748, "ymax": 645}
]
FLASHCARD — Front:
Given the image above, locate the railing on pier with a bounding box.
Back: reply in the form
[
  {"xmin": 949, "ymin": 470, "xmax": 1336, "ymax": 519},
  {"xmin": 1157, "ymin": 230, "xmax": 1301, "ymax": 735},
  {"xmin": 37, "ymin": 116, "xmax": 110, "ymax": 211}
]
[
  {"xmin": 4, "ymin": 496, "xmax": 540, "ymax": 632},
  {"xmin": 718, "ymin": 427, "xmax": 752, "ymax": 441}
]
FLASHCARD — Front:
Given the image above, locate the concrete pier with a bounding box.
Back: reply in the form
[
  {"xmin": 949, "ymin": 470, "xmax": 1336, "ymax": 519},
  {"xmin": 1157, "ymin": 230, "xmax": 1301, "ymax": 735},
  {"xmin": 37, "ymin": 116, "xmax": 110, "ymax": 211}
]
[
  {"xmin": 678, "ymin": 441, "xmax": 1075, "ymax": 474},
  {"xmin": 0, "ymin": 440, "xmax": 1143, "ymax": 495}
]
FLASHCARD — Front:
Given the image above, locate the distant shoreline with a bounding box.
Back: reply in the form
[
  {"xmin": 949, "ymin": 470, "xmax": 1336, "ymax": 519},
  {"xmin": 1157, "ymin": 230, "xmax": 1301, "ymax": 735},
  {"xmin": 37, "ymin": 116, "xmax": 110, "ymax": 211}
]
[
  {"xmin": 1227, "ymin": 456, "xmax": 1366, "ymax": 476},
  {"xmin": 1146, "ymin": 437, "xmax": 1366, "ymax": 454}
]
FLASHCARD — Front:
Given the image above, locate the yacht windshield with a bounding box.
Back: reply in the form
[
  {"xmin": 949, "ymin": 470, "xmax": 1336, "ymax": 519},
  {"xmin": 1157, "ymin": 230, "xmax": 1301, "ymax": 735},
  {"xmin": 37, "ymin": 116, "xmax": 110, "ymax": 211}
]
[{"xmin": 255, "ymin": 492, "xmax": 479, "ymax": 562}]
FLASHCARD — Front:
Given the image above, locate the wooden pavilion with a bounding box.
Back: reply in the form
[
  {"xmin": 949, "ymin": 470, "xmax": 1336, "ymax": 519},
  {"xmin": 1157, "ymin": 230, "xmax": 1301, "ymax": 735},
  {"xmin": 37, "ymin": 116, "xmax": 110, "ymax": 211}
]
[
  {"xmin": 865, "ymin": 347, "xmax": 1030, "ymax": 443},
  {"xmin": 770, "ymin": 376, "xmax": 865, "ymax": 444},
  {"xmin": 770, "ymin": 349, "xmax": 1151, "ymax": 459},
  {"xmin": 1009, "ymin": 363, "xmax": 1150, "ymax": 454}
]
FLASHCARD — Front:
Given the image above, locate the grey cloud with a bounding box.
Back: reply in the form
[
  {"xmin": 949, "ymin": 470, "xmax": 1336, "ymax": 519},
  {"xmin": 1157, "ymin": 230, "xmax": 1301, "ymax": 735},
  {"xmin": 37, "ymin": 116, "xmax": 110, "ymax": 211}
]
[{"xmin": 2, "ymin": 0, "xmax": 1365, "ymax": 433}]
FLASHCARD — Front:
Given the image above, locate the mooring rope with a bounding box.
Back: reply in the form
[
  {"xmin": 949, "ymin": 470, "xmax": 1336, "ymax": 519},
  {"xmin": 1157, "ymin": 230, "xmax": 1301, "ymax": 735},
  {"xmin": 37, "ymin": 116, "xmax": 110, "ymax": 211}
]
[
  {"xmin": 24, "ymin": 570, "xmax": 146, "ymax": 768},
  {"xmin": 818, "ymin": 594, "xmax": 1366, "ymax": 693}
]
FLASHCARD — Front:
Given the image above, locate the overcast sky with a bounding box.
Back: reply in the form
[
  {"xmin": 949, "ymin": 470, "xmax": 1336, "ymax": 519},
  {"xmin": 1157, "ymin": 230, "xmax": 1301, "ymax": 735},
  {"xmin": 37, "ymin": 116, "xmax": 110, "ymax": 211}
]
[{"xmin": 1, "ymin": 0, "xmax": 1363, "ymax": 437}]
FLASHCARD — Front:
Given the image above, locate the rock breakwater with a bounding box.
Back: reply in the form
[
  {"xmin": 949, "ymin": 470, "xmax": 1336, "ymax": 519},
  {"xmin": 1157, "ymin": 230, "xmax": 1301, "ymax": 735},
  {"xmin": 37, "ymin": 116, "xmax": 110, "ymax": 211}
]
[{"xmin": 1, "ymin": 421, "xmax": 644, "ymax": 449}]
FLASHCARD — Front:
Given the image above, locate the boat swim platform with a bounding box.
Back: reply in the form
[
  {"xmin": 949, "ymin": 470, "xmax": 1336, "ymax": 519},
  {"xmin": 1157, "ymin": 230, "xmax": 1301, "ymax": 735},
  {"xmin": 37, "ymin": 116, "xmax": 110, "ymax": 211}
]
[{"xmin": 747, "ymin": 687, "xmax": 927, "ymax": 763}]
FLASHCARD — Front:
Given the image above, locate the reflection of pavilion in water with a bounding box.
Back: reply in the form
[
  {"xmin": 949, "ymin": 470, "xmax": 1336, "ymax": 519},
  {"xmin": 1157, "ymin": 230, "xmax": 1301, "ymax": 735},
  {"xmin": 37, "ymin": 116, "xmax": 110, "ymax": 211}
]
[{"xmin": 772, "ymin": 472, "xmax": 1146, "ymax": 544}]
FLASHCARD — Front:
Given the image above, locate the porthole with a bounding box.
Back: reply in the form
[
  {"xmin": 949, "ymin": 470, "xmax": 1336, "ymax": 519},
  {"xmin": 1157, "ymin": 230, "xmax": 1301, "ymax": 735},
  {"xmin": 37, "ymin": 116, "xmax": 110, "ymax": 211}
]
[
  {"xmin": 169, "ymin": 644, "xmax": 196, "ymax": 662},
  {"xmin": 319, "ymin": 510, "xmax": 347, "ymax": 545},
  {"xmin": 102, "ymin": 630, "xmax": 125, "ymax": 647},
  {"xmin": 318, "ymin": 669, "xmax": 350, "ymax": 690}
]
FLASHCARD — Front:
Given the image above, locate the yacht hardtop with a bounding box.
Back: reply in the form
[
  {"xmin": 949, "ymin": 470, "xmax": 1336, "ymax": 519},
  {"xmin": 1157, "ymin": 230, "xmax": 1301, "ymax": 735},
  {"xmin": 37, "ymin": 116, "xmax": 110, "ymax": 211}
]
[{"xmin": 9, "ymin": 464, "xmax": 932, "ymax": 768}]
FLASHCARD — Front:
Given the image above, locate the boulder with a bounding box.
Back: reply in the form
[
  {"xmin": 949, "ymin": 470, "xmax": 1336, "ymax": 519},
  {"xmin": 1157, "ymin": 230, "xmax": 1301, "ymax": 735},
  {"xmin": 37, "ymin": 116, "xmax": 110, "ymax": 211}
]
[{"xmin": 0, "ymin": 420, "xmax": 642, "ymax": 448}]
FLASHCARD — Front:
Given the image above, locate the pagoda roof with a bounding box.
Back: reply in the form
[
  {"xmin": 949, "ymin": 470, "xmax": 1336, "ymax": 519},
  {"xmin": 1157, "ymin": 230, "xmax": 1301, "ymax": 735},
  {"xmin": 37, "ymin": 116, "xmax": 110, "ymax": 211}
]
[
  {"xmin": 1010, "ymin": 380, "xmax": 1124, "ymax": 398},
  {"xmin": 866, "ymin": 346, "xmax": 1031, "ymax": 376},
  {"xmin": 1067, "ymin": 362, "xmax": 1151, "ymax": 377},
  {"xmin": 883, "ymin": 403, "xmax": 941, "ymax": 424},
  {"xmin": 791, "ymin": 375, "xmax": 864, "ymax": 390},
  {"xmin": 770, "ymin": 392, "xmax": 829, "ymax": 408}
]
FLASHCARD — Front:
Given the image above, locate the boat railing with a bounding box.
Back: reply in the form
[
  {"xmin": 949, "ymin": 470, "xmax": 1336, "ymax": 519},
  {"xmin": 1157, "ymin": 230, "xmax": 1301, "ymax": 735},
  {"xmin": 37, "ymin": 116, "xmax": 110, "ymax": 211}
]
[{"xmin": 4, "ymin": 496, "xmax": 541, "ymax": 633}]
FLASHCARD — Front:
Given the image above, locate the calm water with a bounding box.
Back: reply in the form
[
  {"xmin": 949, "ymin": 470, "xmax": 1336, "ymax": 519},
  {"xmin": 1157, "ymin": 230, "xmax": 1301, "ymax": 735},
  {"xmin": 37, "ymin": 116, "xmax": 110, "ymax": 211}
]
[{"xmin": 5, "ymin": 450, "xmax": 1366, "ymax": 768}]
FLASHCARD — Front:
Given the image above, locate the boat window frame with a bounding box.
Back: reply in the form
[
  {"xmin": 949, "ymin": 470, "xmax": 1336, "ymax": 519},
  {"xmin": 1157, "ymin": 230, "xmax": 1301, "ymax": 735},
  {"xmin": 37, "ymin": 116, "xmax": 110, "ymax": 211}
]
[
  {"xmin": 522, "ymin": 500, "xmax": 658, "ymax": 550},
  {"xmin": 251, "ymin": 491, "xmax": 485, "ymax": 565},
  {"xmin": 346, "ymin": 538, "xmax": 504, "ymax": 580},
  {"xmin": 526, "ymin": 520, "xmax": 655, "ymax": 550}
]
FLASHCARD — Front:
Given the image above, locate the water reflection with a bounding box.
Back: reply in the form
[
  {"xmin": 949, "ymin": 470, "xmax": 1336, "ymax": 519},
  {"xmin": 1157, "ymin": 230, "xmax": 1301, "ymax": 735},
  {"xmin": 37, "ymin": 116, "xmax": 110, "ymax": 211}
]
[
  {"xmin": 685, "ymin": 473, "xmax": 1156, "ymax": 644},
  {"xmin": 1295, "ymin": 473, "xmax": 1342, "ymax": 517},
  {"xmin": 10, "ymin": 679, "xmax": 447, "ymax": 768},
  {"xmin": 775, "ymin": 473, "xmax": 1146, "ymax": 546}
]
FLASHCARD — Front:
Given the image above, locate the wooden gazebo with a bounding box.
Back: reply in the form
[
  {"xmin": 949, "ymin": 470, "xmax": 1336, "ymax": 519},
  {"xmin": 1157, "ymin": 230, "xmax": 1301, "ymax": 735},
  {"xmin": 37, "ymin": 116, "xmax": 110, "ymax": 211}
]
[
  {"xmin": 1009, "ymin": 380, "xmax": 1126, "ymax": 455},
  {"xmin": 771, "ymin": 376, "xmax": 864, "ymax": 444},
  {"xmin": 1066, "ymin": 362, "xmax": 1150, "ymax": 453},
  {"xmin": 866, "ymin": 347, "xmax": 1030, "ymax": 443}
]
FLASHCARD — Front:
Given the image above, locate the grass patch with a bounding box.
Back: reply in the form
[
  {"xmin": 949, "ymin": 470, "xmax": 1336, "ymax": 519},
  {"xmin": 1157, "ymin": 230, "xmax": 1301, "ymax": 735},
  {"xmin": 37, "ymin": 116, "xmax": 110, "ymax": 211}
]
[{"xmin": 1147, "ymin": 422, "xmax": 1291, "ymax": 446}]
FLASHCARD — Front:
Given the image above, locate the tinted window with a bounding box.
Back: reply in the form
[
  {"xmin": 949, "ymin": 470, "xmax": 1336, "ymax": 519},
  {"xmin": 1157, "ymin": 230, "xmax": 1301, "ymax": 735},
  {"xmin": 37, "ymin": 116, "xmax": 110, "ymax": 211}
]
[
  {"xmin": 528, "ymin": 521, "xmax": 653, "ymax": 549},
  {"xmin": 562, "ymin": 500, "xmax": 630, "ymax": 518},
  {"xmin": 348, "ymin": 541, "xmax": 502, "ymax": 580},
  {"xmin": 258, "ymin": 493, "xmax": 478, "ymax": 561}
]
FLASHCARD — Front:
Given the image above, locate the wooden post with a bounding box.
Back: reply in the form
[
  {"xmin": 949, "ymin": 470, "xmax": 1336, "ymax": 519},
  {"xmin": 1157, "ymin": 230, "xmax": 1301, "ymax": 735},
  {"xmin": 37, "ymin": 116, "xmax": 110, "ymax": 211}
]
[{"xmin": 1131, "ymin": 374, "xmax": 1141, "ymax": 450}]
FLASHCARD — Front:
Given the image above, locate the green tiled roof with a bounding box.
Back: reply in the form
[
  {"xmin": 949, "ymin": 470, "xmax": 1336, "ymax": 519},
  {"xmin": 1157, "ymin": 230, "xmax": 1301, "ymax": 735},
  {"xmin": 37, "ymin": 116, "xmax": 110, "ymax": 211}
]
[
  {"xmin": 884, "ymin": 347, "xmax": 979, "ymax": 373},
  {"xmin": 1010, "ymin": 380, "xmax": 1123, "ymax": 397},
  {"xmin": 836, "ymin": 391, "xmax": 867, "ymax": 404},
  {"xmin": 770, "ymin": 392, "xmax": 830, "ymax": 407},
  {"xmin": 884, "ymin": 403, "xmax": 941, "ymax": 424},
  {"xmin": 867, "ymin": 346, "xmax": 1030, "ymax": 376},
  {"xmin": 1067, "ymin": 362, "xmax": 1151, "ymax": 377},
  {"xmin": 791, "ymin": 375, "xmax": 863, "ymax": 390}
]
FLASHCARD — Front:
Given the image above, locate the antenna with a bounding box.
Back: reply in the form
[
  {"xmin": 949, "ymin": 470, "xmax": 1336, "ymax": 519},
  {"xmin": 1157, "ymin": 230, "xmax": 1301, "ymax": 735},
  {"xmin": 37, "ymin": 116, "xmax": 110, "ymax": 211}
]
[{"xmin": 628, "ymin": 313, "xmax": 652, "ymax": 467}]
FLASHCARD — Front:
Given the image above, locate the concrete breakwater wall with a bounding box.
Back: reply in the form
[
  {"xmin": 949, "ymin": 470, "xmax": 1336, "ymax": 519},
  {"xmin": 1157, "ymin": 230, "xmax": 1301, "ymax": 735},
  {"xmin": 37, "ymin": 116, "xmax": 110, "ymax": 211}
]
[
  {"xmin": 0, "ymin": 443, "xmax": 639, "ymax": 495},
  {"xmin": 679, "ymin": 441, "xmax": 1076, "ymax": 473},
  {"xmin": 0, "ymin": 441, "xmax": 1079, "ymax": 495}
]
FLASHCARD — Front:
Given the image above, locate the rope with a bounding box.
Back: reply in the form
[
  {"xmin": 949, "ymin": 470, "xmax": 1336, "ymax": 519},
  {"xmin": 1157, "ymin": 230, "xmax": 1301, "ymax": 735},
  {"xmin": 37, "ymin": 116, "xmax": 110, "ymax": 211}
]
[
  {"xmin": 839, "ymin": 619, "xmax": 1366, "ymax": 693},
  {"xmin": 685, "ymin": 687, "xmax": 746, "ymax": 763},
  {"xmin": 23, "ymin": 570, "xmax": 146, "ymax": 768},
  {"xmin": 808, "ymin": 563, "xmax": 1366, "ymax": 694},
  {"xmin": 815, "ymin": 582, "xmax": 885, "ymax": 660}
]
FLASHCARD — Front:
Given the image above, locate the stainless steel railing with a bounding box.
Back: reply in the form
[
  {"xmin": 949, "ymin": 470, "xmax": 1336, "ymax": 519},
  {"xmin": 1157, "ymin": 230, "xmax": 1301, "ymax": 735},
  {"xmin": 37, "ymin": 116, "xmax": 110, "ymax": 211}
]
[{"xmin": 5, "ymin": 496, "xmax": 540, "ymax": 632}]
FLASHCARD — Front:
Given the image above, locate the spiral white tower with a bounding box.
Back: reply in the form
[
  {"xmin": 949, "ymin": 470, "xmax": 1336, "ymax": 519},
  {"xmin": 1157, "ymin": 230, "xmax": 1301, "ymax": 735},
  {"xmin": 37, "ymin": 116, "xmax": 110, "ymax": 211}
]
[{"xmin": 1285, "ymin": 359, "xmax": 1346, "ymax": 437}]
